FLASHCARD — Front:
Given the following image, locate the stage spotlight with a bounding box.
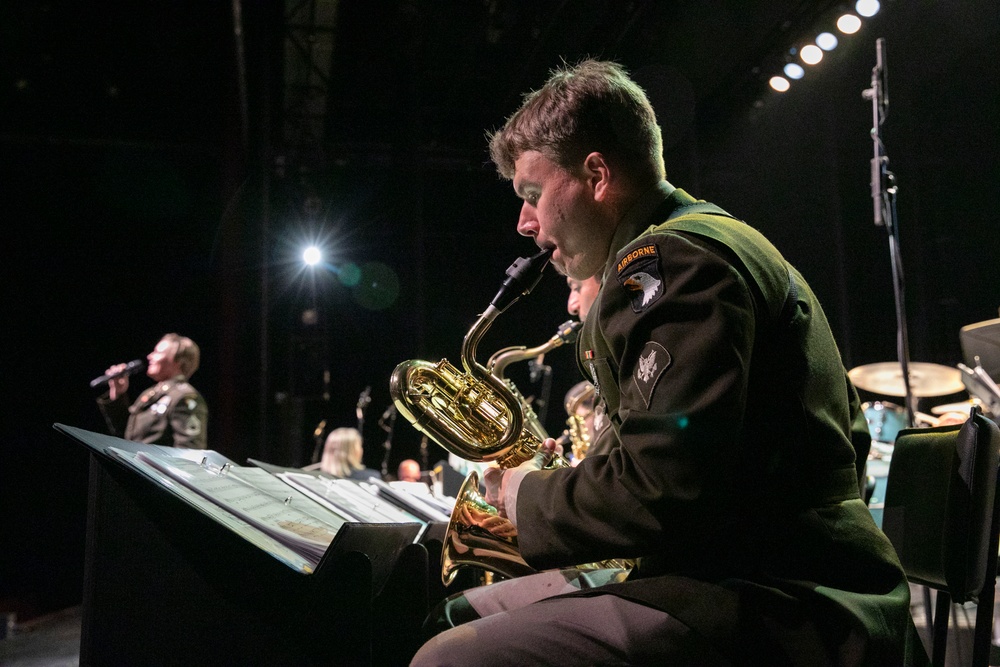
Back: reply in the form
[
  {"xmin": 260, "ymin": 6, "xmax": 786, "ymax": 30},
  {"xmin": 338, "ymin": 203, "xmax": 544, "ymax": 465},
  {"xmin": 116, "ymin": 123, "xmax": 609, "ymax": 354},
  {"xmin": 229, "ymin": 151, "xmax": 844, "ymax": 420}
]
[
  {"xmin": 816, "ymin": 32, "xmax": 838, "ymax": 51},
  {"xmin": 837, "ymin": 14, "xmax": 862, "ymax": 34},
  {"xmin": 855, "ymin": 0, "xmax": 880, "ymax": 18},
  {"xmin": 769, "ymin": 76, "xmax": 790, "ymax": 92},
  {"xmin": 784, "ymin": 63, "xmax": 805, "ymax": 80},
  {"xmin": 302, "ymin": 245, "xmax": 322, "ymax": 266},
  {"xmin": 800, "ymin": 44, "xmax": 824, "ymax": 65}
]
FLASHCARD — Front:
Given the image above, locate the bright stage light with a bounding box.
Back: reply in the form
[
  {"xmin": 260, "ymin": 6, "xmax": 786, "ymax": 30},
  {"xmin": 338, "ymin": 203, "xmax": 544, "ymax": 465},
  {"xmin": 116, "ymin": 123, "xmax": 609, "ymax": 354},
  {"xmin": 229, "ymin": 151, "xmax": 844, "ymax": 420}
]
[
  {"xmin": 784, "ymin": 63, "xmax": 805, "ymax": 80},
  {"xmin": 816, "ymin": 32, "xmax": 838, "ymax": 51},
  {"xmin": 769, "ymin": 76, "xmax": 790, "ymax": 92},
  {"xmin": 855, "ymin": 0, "xmax": 880, "ymax": 18},
  {"xmin": 800, "ymin": 44, "xmax": 824, "ymax": 65},
  {"xmin": 837, "ymin": 14, "xmax": 862, "ymax": 34},
  {"xmin": 302, "ymin": 245, "xmax": 322, "ymax": 266}
]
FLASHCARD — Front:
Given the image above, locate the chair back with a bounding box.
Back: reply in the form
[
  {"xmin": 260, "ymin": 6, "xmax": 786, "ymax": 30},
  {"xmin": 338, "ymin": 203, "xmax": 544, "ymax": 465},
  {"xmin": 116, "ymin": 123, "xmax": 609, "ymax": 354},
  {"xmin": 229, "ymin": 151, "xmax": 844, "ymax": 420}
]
[{"xmin": 882, "ymin": 407, "xmax": 1000, "ymax": 604}]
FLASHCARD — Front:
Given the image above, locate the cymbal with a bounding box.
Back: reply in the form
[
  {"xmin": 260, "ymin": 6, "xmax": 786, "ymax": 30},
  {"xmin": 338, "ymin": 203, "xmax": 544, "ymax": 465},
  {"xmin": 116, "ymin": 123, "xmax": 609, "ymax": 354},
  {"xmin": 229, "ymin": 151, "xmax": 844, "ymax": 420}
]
[
  {"xmin": 931, "ymin": 399, "xmax": 978, "ymax": 415},
  {"xmin": 848, "ymin": 362, "xmax": 965, "ymax": 398}
]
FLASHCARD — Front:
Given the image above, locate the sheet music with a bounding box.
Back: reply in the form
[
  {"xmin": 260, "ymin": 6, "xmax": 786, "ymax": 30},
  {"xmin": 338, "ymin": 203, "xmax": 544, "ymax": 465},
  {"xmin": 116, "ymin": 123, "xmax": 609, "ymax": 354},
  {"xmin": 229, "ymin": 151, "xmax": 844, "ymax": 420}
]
[
  {"xmin": 369, "ymin": 478, "xmax": 453, "ymax": 523},
  {"xmin": 107, "ymin": 447, "xmax": 316, "ymax": 573},
  {"xmin": 387, "ymin": 480, "xmax": 457, "ymax": 515},
  {"xmin": 226, "ymin": 466, "xmax": 355, "ymax": 532},
  {"xmin": 278, "ymin": 472, "xmax": 424, "ymax": 525},
  {"xmin": 133, "ymin": 451, "xmax": 342, "ymax": 566}
]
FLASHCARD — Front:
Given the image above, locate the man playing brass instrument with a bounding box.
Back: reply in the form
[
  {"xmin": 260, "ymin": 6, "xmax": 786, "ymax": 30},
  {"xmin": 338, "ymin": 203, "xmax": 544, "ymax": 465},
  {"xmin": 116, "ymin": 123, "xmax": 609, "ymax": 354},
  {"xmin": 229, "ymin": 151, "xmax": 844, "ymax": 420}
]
[
  {"xmin": 412, "ymin": 60, "xmax": 923, "ymax": 665},
  {"xmin": 563, "ymin": 275, "xmax": 614, "ymax": 463}
]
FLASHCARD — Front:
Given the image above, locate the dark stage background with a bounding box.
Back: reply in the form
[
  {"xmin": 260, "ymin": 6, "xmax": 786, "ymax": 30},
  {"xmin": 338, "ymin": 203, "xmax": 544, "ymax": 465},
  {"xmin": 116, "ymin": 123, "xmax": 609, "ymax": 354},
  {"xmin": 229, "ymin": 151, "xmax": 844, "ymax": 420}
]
[{"xmin": 1, "ymin": 0, "xmax": 997, "ymax": 620}]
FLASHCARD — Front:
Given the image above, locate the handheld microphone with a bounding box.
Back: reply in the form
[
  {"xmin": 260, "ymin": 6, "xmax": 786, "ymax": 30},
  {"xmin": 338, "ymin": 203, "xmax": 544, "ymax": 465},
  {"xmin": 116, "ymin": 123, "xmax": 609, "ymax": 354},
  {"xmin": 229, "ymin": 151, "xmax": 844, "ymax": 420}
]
[{"xmin": 90, "ymin": 359, "xmax": 146, "ymax": 388}]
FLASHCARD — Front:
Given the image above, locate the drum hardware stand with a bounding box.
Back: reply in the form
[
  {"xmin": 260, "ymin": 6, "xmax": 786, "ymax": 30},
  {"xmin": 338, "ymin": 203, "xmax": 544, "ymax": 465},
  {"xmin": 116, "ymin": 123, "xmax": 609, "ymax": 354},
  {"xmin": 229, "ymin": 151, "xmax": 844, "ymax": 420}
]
[{"xmin": 863, "ymin": 38, "xmax": 916, "ymax": 429}]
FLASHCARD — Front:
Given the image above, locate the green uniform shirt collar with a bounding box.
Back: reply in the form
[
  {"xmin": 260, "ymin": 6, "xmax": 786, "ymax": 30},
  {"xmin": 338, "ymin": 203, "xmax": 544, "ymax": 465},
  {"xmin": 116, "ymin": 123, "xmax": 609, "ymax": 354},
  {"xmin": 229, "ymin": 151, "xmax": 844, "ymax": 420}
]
[{"xmin": 600, "ymin": 180, "xmax": 681, "ymax": 283}]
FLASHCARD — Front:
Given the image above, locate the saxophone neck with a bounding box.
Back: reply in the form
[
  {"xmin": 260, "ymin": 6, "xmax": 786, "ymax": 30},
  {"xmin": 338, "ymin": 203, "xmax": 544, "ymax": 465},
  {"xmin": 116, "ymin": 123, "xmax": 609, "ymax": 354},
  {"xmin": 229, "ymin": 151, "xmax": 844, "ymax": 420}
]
[
  {"xmin": 488, "ymin": 338, "xmax": 553, "ymax": 379},
  {"xmin": 488, "ymin": 319, "xmax": 583, "ymax": 379}
]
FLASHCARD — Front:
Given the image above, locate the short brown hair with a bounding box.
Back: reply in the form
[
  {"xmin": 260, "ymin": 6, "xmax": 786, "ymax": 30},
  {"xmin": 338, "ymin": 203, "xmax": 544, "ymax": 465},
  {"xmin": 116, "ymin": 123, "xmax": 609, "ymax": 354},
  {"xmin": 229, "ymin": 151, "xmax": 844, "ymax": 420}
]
[
  {"xmin": 488, "ymin": 59, "xmax": 665, "ymax": 183},
  {"xmin": 162, "ymin": 333, "xmax": 200, "ymax": 378}
]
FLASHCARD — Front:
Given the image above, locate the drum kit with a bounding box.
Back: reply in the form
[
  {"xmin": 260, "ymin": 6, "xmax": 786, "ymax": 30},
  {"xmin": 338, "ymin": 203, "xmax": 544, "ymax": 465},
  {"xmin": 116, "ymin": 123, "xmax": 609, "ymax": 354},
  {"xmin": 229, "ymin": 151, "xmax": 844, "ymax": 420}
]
[
  {"xmin": 848, "ymin": 361, "xmax": 970, "ymax": 449},
  {"xmin": 848, "ymin": 360, "xmax": 977, "ymax": 448},
  {"xmin": 848, "ymin": 361, "xmax": 975, "ymax": 527}
]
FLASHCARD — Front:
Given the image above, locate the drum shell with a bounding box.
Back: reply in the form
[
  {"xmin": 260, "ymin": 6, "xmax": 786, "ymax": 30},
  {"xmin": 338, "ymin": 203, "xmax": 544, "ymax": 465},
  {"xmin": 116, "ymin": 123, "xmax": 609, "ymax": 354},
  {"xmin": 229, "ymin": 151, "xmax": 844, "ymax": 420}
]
[{"xmin": 862, "ymin": 401, "xmax": 907, "ymax": 443}]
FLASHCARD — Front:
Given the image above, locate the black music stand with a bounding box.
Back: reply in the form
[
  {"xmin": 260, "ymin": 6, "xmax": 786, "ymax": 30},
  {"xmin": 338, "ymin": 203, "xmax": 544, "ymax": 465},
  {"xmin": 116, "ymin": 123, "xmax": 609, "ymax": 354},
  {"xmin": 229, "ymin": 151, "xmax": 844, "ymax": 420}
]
[
  {"xmin": 55, "ymin": 424, "xmax": 428, "ymax": 666},
  {"xmin": 961, "ymin": 318, "xmax": 1000, "ymax": 383}
]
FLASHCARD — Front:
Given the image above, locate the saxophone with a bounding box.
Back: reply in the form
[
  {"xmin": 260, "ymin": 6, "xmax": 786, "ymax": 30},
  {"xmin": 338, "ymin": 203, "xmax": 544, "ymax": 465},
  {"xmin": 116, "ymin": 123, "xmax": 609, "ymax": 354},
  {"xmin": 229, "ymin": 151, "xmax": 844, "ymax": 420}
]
[
  {"xmin": 562, "ymin": 381, "xmax": 597, "ymax": 462},
  {"xmin": 488, "ymin": 319, "xmax": 582, "ymax": 442}
]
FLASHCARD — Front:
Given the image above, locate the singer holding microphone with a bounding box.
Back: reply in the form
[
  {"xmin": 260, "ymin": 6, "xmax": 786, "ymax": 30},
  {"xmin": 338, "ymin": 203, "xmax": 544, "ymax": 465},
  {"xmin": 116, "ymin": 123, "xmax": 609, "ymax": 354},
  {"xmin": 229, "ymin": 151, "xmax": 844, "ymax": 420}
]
[{"xmin": 95, "ymin": 333, "xmax": 208, "ymax": 449}]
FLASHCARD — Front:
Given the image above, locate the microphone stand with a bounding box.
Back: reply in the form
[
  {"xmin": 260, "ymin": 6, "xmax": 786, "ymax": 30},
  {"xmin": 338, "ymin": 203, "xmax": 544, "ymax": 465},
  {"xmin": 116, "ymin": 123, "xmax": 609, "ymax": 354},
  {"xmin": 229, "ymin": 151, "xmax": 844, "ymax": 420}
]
[
  {"xmin": 863, "ymin": 38, "xmax": 915, "ymax": 428},
  {"xmin": 378, "ymin": 404, "xmax": 397, "ymax": 478},
  {"xmin": 528, "ymin": 354, "xmax": 553, "ymax": 428},
  {"xmin": 310, "ymin": 419, "xmax": 327, "ymax": 464},
  {"xmin": 355, "ymin": 385, "xmax": 371, "ymax": 433},
  {"xmin": 419, "ymin": 434, "xmax": 429, "ymax": 471}
]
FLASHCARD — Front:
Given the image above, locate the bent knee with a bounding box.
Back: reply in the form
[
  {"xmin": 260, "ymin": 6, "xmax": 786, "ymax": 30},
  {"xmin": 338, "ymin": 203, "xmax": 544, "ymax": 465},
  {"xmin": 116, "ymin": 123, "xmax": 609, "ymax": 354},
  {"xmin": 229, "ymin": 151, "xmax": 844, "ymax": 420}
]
[{"xmin": 410, "ymin": 624, "xmax": 479, "ymax": 667}]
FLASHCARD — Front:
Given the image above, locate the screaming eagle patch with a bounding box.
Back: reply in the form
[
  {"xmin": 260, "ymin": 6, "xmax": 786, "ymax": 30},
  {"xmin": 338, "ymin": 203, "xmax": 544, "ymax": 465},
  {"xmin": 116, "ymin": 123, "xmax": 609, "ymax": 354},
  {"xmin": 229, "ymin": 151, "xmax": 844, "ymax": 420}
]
[
  {"xmin": 633, "ymin": 341, "xmax": 671, "ymax": 409},
  {"xmin": 617, "ymin": 243, "xmax": 663, "ymax": 312}
]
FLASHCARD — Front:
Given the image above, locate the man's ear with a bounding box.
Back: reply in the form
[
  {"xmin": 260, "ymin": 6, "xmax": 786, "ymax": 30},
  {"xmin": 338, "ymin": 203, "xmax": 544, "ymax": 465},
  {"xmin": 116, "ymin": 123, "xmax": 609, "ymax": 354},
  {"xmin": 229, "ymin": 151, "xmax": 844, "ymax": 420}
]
[{"xmin": 583, "ymin": 152, "xmax": 611, "ymax": 202}]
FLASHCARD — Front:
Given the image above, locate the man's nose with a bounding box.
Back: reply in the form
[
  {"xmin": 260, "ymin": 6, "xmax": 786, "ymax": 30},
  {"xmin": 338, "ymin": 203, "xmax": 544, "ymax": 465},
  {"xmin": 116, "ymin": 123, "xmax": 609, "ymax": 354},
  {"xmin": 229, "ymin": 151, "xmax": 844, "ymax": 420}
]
[{"xmin": 516, "ymin": 204, "xmax": 537, "ymax": 237}]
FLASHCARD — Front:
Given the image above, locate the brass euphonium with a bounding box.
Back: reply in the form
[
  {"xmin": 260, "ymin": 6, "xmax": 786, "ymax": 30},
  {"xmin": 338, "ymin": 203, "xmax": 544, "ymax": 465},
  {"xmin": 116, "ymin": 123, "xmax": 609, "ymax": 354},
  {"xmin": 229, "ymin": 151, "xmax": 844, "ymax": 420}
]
[
  {"xmin": 390, "ymin": 248, "xmax": 559, "ymax": 470},
  {"xmin": 390, "ymin": 248, "xmax": 572, "ymax": 584}
]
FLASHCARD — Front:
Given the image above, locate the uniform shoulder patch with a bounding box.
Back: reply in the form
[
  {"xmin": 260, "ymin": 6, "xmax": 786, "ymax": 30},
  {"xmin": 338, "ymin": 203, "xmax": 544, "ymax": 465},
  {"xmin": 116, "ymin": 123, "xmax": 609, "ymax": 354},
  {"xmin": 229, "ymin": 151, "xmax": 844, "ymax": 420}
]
[
  {"xmin": 633, "ymin": 341, "xmax": 671, "ymax": 409},
  {"xmin": 617, "ymin": 243, "xmax": 663, "ymax": 313}
]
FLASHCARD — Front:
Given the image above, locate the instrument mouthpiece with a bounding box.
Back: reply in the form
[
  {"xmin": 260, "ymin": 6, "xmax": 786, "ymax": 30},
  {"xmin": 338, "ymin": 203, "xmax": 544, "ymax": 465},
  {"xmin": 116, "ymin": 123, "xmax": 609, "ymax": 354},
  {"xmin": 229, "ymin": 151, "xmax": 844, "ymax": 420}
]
[{"xmin": 491, "ymin": 247, "xmax": 553, "ymax": 312}]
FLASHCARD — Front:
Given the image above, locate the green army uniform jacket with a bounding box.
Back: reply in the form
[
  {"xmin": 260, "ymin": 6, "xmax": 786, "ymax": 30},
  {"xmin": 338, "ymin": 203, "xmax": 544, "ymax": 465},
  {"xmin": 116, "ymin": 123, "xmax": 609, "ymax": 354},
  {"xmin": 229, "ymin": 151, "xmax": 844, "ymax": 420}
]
[
  {"xmin": 98, "ymin": 375, "xmax": 208, "ymax": 449},
  {"xmin": 516, "ymin": 182, "xmax": 924, "ymax": 665}
]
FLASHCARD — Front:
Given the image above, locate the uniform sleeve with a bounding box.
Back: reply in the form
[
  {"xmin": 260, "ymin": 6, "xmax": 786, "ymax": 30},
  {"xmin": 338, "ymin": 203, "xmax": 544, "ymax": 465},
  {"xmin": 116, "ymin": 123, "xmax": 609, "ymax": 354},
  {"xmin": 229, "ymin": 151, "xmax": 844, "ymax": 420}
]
[
  {"xmin": 169, "ymin": 393, "xmax": 209, "ymax": 449},
  {"xmin": 516, "ymin": 232, "xmax": 757, "ymax": 569},
  {"xmin": 96, "ymin": 392, "xmax": 130, "ymax": 437}
]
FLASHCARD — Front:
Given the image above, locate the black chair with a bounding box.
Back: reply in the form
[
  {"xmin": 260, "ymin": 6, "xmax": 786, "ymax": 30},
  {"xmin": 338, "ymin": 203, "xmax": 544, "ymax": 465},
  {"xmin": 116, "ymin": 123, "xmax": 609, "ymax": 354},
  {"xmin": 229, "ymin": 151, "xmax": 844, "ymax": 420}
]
[{"xmin": 882, "ymin": 406, "xmax": 1000, "ymax": 666}]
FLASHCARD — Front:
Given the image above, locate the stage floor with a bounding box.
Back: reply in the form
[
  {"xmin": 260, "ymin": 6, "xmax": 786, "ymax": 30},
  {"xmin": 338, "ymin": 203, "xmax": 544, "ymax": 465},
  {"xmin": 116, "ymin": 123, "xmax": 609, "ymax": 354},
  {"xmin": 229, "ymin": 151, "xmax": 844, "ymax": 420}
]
[{"xmin": 1, "ymin": 586, "xmax": 999, "ymax": 666}]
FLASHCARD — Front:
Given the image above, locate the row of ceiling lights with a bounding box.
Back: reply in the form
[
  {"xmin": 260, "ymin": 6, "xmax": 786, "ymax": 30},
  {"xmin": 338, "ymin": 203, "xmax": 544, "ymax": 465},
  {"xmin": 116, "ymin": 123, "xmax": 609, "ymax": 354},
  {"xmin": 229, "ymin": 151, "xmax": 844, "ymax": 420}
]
[{"xmin": 768, "ymin": 0, "xmax": 882, "ymax": 93}]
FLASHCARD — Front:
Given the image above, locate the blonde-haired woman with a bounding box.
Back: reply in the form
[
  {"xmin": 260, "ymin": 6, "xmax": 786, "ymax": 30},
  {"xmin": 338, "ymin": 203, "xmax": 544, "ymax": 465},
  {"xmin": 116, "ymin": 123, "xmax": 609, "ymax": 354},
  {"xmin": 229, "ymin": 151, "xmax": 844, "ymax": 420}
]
[{"xmin": 320, "ymin": 427, "xmax": 380, "ymax": 480}]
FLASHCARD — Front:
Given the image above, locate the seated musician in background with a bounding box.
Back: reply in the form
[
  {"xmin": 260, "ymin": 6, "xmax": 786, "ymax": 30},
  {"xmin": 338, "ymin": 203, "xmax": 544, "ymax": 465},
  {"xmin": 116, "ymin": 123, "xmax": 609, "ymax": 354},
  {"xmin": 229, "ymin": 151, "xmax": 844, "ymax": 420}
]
[
  {"xmin": 97, "ymin": 333, "xmax": 208, "ymax": 449},
  {"xmin": 397, "ymin": 458, "xmax": 422, "ymax": 483},
  {"xmin": 319, "ymin": 427, "xmax": 381, "ymax": 481},
  {"xmin": 412, "ymin": 60, "xmax": 924, "ymax": 665},
  {"xmin": 566, "ymin": 275, "xmax": 600, "ymax": 321},
  {"xmin": 563, "ymin": 275, "xmax": 614, "ymax": 462},
  {"xmin": 560, "ymin": 380, "xmax": 601, "ymax": 464}
]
